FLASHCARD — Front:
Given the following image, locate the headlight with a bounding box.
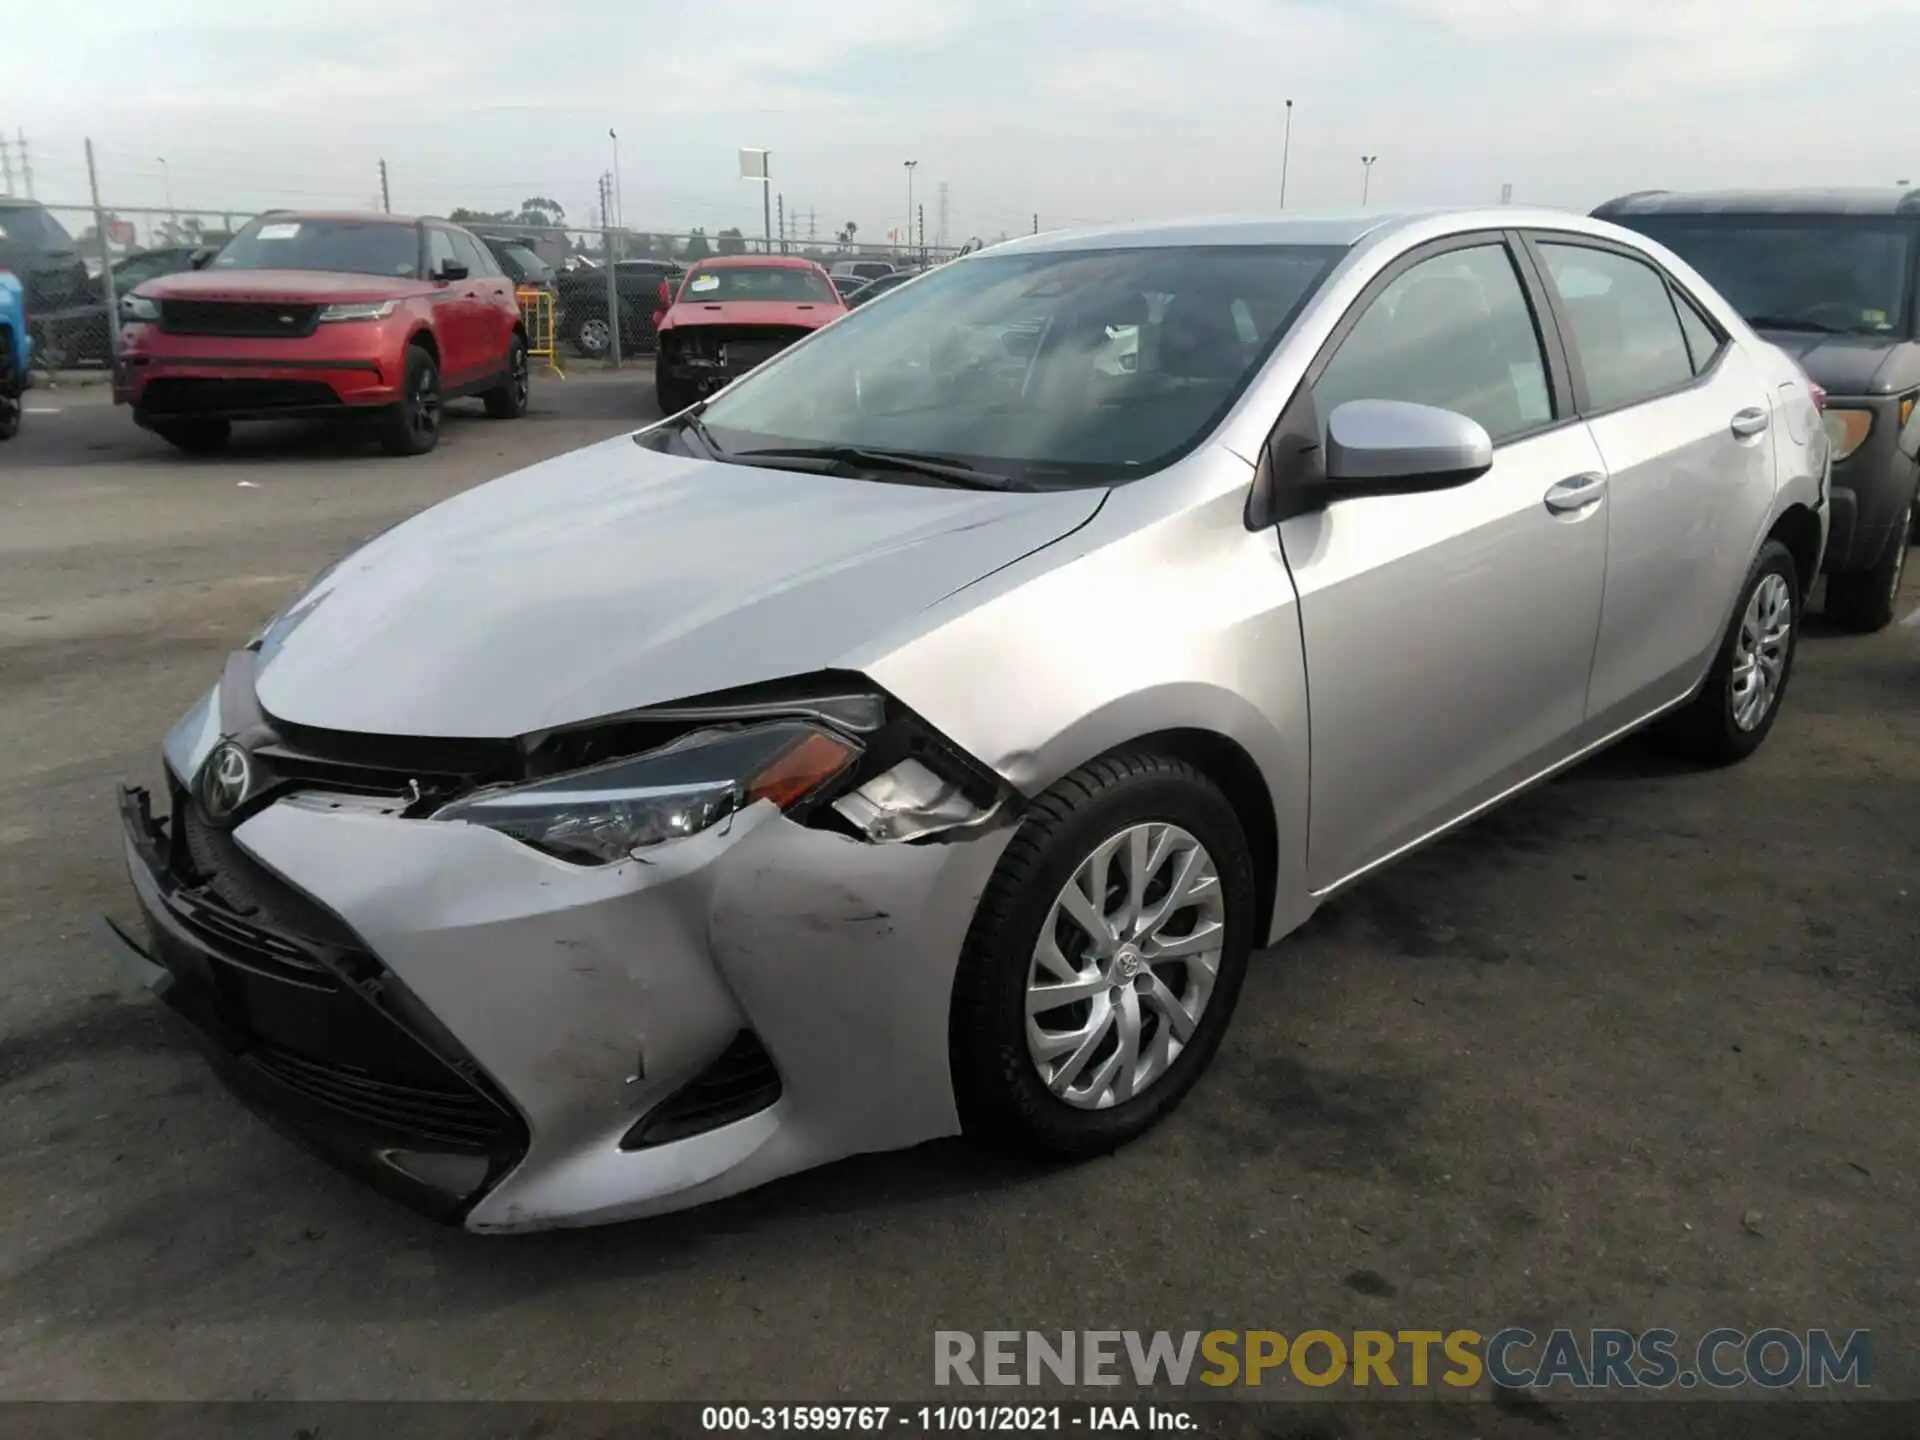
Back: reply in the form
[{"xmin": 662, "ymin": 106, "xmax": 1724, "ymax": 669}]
[
  {"xmin": 120, "ymin": 293, "xmax": 160, "ymax": 322},
  {"xmin": 433, "ymin": 722, "xmax": 860, "ymax": 865},
  {"xmin": 1822, "ymin": 408, "xmax": 1873, "ymax": 461},
  {"xmin": 317, "ymin": 300, "xmax": 398, "ymax": 322}
]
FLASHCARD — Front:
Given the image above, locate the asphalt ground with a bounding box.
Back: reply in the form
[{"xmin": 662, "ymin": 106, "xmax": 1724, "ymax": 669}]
[{"xmin": 1, "ymin": 370, "xmax": 1915, "ymax": 1415}]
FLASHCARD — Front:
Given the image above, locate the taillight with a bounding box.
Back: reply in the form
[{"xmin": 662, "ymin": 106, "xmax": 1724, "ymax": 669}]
[{"xmin": 1808, "ymin": 381, "xmax": 1827, "ymax": 412}]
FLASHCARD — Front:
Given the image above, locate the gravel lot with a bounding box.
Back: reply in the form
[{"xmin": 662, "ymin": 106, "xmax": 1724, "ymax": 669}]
[{"xmin": 1, "ymin": 371, "xmax": 1915, "ymax": 1408}]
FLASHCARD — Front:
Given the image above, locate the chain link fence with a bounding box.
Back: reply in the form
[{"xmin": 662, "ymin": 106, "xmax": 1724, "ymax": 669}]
[{"xmin": 4, "ymin": 192, "xmax": 962, "ymax": 380}]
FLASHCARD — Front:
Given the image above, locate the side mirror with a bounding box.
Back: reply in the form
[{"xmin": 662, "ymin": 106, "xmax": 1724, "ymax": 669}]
[
  {"xmin": 189, "ymin": 246, "xmax": 216, "ymax": 271},
  {"xmin": 1322, "ymin": 399, "xmax": 1493, "ymax": 492},
  {"xmin": 437, "ymin": 262, "xmax": 470, "ymax": 282}
]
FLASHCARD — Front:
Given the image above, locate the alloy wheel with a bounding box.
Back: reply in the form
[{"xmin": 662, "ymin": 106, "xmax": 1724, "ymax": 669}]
[
  {"xmin": 410, "ymin": 364, "xmax": 441, "ymax": 443},
  {"xmin": 1731, "ymin": 571, "xmax": 1793, "ymax": 731},
  {"xmin": 1025, "ymin": 822, "xmax": 1226, "ymax": 1109},
  {"xmin": 578, "ymin": 318, "xmax": 610, "ymax": 355},
  {"xmin": 511, "ymin": 344, "xmax": 530, "ymax": 407}
]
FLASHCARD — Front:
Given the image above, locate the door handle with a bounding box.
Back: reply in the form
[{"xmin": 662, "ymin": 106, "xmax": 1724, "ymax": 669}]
[
  {"xmin": 1731, "ymin": 406, "xmax": 1770, "ymax": 439},
  {"xmin": 1544, "ymin": 471, "xmax": 1607, "ymax": 515}
]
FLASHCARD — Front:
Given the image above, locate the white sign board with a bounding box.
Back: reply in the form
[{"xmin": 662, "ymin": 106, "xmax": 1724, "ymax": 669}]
[{"xmin": 739, "ymin": 148, "xmax": 769, "ymax": 181}]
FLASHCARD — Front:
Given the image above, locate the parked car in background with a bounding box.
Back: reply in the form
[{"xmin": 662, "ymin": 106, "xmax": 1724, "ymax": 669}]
[
  {"xmin": 829, "ymin": 258, "xmax": 898, "ymax": 284},
  {"xmin": 844, "ymin": 270, "xmax": 918, "ymax": 308},
  {"xmin": 478, "ymin": 236, "xmax": 557, "ymax": 293},
  {"xmin": 653, "ymin": 255, "xmax": 846, "ymax": 412},
  {"xmin": 553, "ymin": 257, "xmax": 683, "ymax": 358},
  {"xmin": 38, "ymin": 246, "xmax": 203, "ymax": 368},
  {"xmin": 830, "ymin": 274, "xmax": 873, "ymax": 303},
  {"xmin": 0, "ymin": 199, "xmax": 91, "ymax": 321},
  {"xmin": 114, "ymin": 211, "xmax": 531, "ymax": 457},
  {"xmin": 109, "ymin": 209, "xmax": 1825, "ymax": 1230},
  {"xmin": 0, "ymin": 267, "xmax": 28, "ymax": 439},
  {"xmin": 1596, "ymin": 187, "xmax": 1920, "ymax": 630}
]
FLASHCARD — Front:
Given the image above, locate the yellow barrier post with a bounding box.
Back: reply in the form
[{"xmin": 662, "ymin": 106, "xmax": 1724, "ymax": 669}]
[{"xmin": 517, "ymin": 286, "xmax": 565, "ymax": 378}]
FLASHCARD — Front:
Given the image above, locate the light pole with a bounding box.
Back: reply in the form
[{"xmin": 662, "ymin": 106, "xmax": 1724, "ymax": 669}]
[
  {"xmin": 157, "ymin": 155, "xmax": 175, "ymax": 243},
  {"xmin": 904, "ymin": 160, "xmax": 917, "ymax": 260},
  {"xmin": 608, "ymin": 128, "xmax": 624, "ymax": 260},
  {"xmin": 1361, "ymin": 154, "xmax": 1378, "ymax": 207},
  {"xmin": 1280, "ymin": 100, "xmax": 1293, "ymax": 209}
]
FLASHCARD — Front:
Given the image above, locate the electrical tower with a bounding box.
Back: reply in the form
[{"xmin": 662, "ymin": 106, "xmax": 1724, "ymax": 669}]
[
  {"xmin": 936, "ymin": 182, "xmax": 949, "ymax": 250},
  {"xmin": 0, "ymin": 136, "xmax": 12, "ymax": 196},
  {"xmin": 15, "ymin": 131, "xmax": 32, "ymax": 198}
]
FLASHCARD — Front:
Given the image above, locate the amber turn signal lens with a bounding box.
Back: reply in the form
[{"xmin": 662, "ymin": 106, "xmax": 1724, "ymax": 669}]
[
  {"xmin": 749, "ymin": 730, "xmax": 860, "ymax": 809},
  {"xmin": 1822, "ymin": 408, "xmax": 1873, "ymax": 461}
]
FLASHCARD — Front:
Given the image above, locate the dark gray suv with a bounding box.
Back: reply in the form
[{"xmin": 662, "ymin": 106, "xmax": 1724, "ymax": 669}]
[{"xmin": 1595, "ymin": 188, "xmax": 1919, "ymax": 631}]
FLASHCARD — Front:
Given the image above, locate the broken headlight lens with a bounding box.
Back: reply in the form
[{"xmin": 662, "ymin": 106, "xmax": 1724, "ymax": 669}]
[{"xmin": 432, "ymin": 722, "xmax": 860, "ymax": 866}]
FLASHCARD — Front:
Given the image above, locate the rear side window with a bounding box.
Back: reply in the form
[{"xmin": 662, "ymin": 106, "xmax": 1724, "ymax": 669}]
[
  {"xmin": 1538, "ymin": 243, "xmax": 1694, "ymax": 412},
  {"xmin": 1672, "ymin": 289, "xmax": 1723, "ymax": 374},
  {"xmin": 1313, "ymin": 241, "xmax": 1554, "ymax": 445}
]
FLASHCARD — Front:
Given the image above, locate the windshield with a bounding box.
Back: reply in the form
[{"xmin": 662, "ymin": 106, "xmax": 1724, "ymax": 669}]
[
  {"xmin": 1620, "ymin": 215, "xmax": 1917, "ymax": 336},
  {"xmin": 0, "ymin": 205, "xmax": 74, "ymax": 248},
  {"xmin": 681, "ymin": 265, "xmax": 840, "ymax": 304},
  {"xmin": 209, "ymin": 217, "xmax": 422, "ymax": 278},
  {"xmin": 694, "ymin": 244, "xmax": 1343, "ymax": 487}
]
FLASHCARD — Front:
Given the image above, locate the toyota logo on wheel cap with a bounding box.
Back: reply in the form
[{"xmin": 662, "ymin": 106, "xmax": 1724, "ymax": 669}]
[{"xmin": 199, "ymin": 740, "xmax": 255, "ymax": 825}]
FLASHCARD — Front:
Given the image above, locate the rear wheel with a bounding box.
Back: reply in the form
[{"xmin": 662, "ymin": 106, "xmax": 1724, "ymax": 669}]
[
  {"xmin": 654, "ymin": 368, "xmax": 697, "ymax": 416},
  {"xmin": 483, "ymin": 334, "xmax": 530, "ymax": 419},
  {"xmin": 378, "ymin": 346, "xmax": 441, "ymax": 457},
  {"xmin": 949, "ymin": 750, "xmax": 1257, "ymax": 1159},
  {"xmin": 0, "ymin": 395, "xmax": 18, "ymax": 440},
  {"xmin": 574, "ymin": 314, "xmax": 611, "ymax": 358},
  {"xmin": 1824, "ymin": 493, "xmax": 1913, "ymax": 633},
  {"xmin": 151, "ymin": 418, "xmax": 230, "ymax": 455},
  {"xmin": 1650, "ymin": 539, "xmax": 1800, "ymax": 765}
]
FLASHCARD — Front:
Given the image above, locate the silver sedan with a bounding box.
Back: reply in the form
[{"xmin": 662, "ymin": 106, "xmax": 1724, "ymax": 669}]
[{"xmin": 110, "ymin": 208, "xmax": 1828, "ymax": 1231}]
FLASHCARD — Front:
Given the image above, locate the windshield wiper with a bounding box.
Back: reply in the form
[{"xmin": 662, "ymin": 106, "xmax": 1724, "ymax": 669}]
[
  {"xmin": 1745, "ymin": 315, "xmax": 1845, "ymax": 335},
  {"xmin": 676, "ymin": 404, "xmax": 728, "ymax": 457},
  {"xmin": 734, "ymin": 445, "xmax": 1026, "ymax": 490}
]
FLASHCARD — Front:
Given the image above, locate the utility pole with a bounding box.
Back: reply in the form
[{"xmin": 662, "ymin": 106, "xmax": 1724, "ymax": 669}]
[
  {"xmin": 1360, "ymin": 154, "xmax": 1378, "ymax": 207},
  {"xmin": 917, "ymin": 203, "xmax": 924, "ymax": 265},
  {"xmin": 1280, "ymin": 99, "xmax": 1294, "ymax": 209},
  {"xmin": 903, "ymin": 159, "xmax": 917, "ymax": 259},
  {"xmin": 936, "ymin": 181, "xmax": 949, "ymax": 250},
  {"xmin": 1032, "ymin": 213, "xmax": 1038, "ymax": 234},
  {"xmin": 807, "ymin": 208, "xmax": 817, "ymax": 244},
  {"xmin": 0, "ymin": 136, "xmax": 13, "ymax": 197},
  {"xmin": 18, "ymin": 131, "xmax": 33, "ymax": 199},
  {"xmin": 777, "ymin": 193, "xmax": 785, "ymax": 254},
  {"xmin": 379, "ymin": 159, "xmax": 390, "ymax": 213},
  {"xmin": 1500, "ymin": 182, "xmax": 1513, "ymax": 205},
  {"xmin": 85, "ymin": 140, "xmax": 118, "ymax": 338}
]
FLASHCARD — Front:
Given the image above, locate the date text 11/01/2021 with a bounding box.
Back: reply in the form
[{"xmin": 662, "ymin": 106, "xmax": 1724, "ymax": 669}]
[{"xmin": 701, "ymin": 1406, "xmax": 1195, "ymax": 1432}]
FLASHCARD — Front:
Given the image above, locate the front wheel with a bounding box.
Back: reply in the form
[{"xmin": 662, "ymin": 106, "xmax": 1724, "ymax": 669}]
[
  {"xmin": 949, "ymin": 751, "xmax": 1257, "ymax": 1159},
  {"xmin": 483, "ymin": 335, "xmax": 530, "ymax": 419},
  {"xmin": 1824, "ymin": 495, "xmax": 1912, "ymax": 633},
  {"xmin": 654, "ymin": 368, "xmax": 697, "ymax": 416},
  {"xmin": 0, "ymin": 395, "xmax": 18, "ymax": 440},
  {"xmin": 1650, "ymin": 539, "xmax": 1800, "ymax": 765},
  {"xmin": 573, "ymin": 314, "xmax": 611, "ymax": 358},
  {"xmin": 378, "ymin": 346, "xmax": 441, "ymax": 457}
]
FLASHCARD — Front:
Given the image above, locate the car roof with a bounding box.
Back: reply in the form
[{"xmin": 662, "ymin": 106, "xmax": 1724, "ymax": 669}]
[
  {"xmin": 992, "ymin": 208, "xmax": 1625, "ymax": 256},
  {"xmin": 687, "ymin": 254, "xmax": 823, "ymax": 269},
  {"xmin": 1593, "ymin": 187, "xmax": 1920, "ymax": 218},
  {"xmin": 255, "ymin": 209, "xmax": 425, "ymax": 226}
]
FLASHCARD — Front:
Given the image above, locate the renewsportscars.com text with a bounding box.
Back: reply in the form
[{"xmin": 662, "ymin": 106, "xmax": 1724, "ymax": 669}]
[{"xmin": 934, "ymin": 1328, "xmax": 1873, "ymax": 1391}]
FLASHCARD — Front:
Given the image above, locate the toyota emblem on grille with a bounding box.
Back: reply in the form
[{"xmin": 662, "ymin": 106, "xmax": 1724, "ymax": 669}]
[{"xmin": 199, "ymin": 740, "xmax": 255, "ymax": 825}]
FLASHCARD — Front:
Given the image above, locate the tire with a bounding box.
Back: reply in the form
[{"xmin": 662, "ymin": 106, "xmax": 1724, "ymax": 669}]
[
  {"xmin": 949, "ymin": 750, "xmax": 1257, "ymax": 1160},
  {"xmin": 151, "ymin": 418, "xmax": 231, "ymax": 455},
  {"xmin": 0, "ymin": 396, "xmax": 18, "ymax": 441},
  {"xmin": 1650, "ymin": 539, "xmax": 1800, "ymax": 765},
  {"xmin": 1824, "ymin": 492, "xmax": 1913, "ymax": 633},
  {"xmin": 378, "ymin": 345, "xmax": 441, "ymax": 457},
  {"xmin": 483, "ymin": 334, "xmax": 530, "ymax": 419},
  {"xmin": 573, "ymin": 313, "xmax": 611, "ymax": 358},
  {"xmin": 654, "ymin": 368, "xmax": 697, "ymax": 416}
]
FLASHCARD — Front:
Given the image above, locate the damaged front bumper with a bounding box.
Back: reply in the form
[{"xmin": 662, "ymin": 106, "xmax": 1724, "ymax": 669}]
[{"xmin": 111, "ymin": 729, "xmax": 1015, "ymax": 1232}]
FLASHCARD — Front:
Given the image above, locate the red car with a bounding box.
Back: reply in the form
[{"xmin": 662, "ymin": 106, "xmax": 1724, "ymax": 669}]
[
  {"xmin": 115, "ymin": 211, "xmax": 529, "ymax": 456},
  {"xmin": 652, "ymin": 255, "xmax": 846, "ymax": 413}
]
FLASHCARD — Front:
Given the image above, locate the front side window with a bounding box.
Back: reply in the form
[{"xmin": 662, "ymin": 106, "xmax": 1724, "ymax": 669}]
[
  {"xmin": 1313, "ymin": 242, "xmax": 1553, "ymax": 444},
  {"xmin": 681, "ymin": 264, "xmax": 840, "ymax": 304},
  {"xmin": 426, "ymin": 229, "xmax": 460, "ymax": 277},
  {"xmin": 1613, "ymin": 215, "xmax": 1916, "ymax": 338},
  {"xmin": 211, "ymin": 217, "xmax": 421, "ymax": 278},
  {"xmin": 1539, "ymin": 242, "xmax": 1695, "ymax": 413},
  {"xmin": 692, "ymin": 244, "xmax": 1344, "ymax": 488}
]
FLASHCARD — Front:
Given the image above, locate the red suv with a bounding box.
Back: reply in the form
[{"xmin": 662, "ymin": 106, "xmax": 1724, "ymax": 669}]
[{"xmin": 115, "ymin": 212, "xmax": 529, "ymax": 456}]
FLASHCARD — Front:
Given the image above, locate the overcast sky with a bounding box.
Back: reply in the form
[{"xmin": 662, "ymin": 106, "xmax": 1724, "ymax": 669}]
[{"xmin": 7, "ymin": 0, "xmax": 1920, "ymax": 244}]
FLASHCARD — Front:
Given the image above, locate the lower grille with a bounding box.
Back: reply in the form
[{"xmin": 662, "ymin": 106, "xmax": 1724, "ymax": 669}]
[
  {"xmin": 141, "ymin": 378, "xmax": 341, "ymax": 416},
  {"xmin": 243, "ymin": 1043, "xmax": 509, "ymax": 1151},
  {"xmin": 623, "ymin": 1031, "xmax": 782, "ymax": 1149},
  {"xmin": 160, "ymin": 300, "xmax": 320, "ymax": 338}
]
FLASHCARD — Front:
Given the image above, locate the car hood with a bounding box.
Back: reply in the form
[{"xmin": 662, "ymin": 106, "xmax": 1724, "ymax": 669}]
[
  {"xmin": 139, "ymin": 269, "xmax": 426, "ymax": 303},
  {"xmin": 252, "ymin": 434, "xmax": 1105, "ymax": 737},
  {"xmin": 663, "ymin": 300, "xmax": 841, "ymax": 330},
  {"xmin": 1754, "ymin": 329, "xmax": 1909, "ymax": 397}
]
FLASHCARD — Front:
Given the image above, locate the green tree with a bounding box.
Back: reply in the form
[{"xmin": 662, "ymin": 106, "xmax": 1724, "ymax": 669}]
[
  {"xmin": 717, "ymin": 227, "xmax": 747, "ymax": 256},
  {"xmin": 683, "ymin": 228, "xmax": 713, "ymax": 261},
  {"xmin": 516, "ymin": 197, "xmax": 565, "ymax": 227}
]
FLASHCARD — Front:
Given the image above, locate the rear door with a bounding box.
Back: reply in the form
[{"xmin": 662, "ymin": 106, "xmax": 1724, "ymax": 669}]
[
  {"xmin": 1281, "ymin": 234, "xmax": 1611, "ymax": 890},
  {"xmin": 1525, "ymin": 234, "xmax": 1778, "ymax": 730},
  {"xmin": 451, "ymin": 230, "xmax": 515, "ymax": 377}
]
